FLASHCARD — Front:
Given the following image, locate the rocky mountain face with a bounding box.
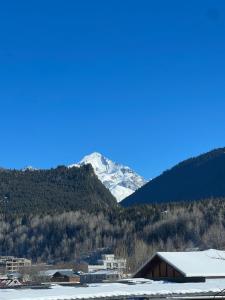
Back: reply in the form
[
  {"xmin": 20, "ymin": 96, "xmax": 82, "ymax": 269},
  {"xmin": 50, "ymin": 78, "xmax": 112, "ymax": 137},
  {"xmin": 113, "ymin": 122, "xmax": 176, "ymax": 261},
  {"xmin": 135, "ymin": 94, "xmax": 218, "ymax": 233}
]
[{"xmin": 68, "ymin": 152, "xmax": 147, "ymax": 202}]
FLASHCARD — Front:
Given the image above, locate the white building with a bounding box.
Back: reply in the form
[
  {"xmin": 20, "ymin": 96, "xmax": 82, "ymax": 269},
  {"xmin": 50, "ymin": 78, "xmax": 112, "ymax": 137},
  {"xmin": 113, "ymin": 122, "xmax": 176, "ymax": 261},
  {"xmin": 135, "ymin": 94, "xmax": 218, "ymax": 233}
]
[{"xmin": 88, "ymin": 254, "xmax": 126, "ymax": 272}]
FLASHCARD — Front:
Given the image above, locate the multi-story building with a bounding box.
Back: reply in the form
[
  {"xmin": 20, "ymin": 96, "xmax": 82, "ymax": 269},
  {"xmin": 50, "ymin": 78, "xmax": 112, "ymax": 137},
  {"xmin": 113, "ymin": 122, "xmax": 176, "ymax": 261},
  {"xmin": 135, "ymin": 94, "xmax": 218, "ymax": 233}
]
[
  {"xmin": 0, "ymin": 256, "xmax": 31, "ymax": 273},
  {"xmin": 88, "ymin": 254, "xmax": 126, "ymax": 272}
]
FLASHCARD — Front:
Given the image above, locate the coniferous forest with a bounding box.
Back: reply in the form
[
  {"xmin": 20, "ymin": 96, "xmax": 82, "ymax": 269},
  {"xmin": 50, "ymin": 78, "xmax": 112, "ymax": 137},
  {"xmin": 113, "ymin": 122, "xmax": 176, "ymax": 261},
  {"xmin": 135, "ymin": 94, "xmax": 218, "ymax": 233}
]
[
  {"xmin": 122, "ymin": 147, "xmax": 225, "ymax": 206},
  {"xmin": 0, "ymin": 165, "xmax": 116, "ymax": 215}
]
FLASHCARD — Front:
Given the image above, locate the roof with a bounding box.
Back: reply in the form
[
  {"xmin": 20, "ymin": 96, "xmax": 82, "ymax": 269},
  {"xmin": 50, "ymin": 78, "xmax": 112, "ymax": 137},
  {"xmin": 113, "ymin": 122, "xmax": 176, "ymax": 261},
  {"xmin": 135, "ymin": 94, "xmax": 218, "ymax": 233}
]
[
  {"xmin": 138, "ymin": 249, "xmax": 225, "ymax": 277},
  {"xmin": 39, "ymin": 269, "xmax": 73, "ymax": 277},
  {"xmin": 81, "ymin": 270, "xmax": 120, "ymax": 276},
  {"xmin": 7, "ymin": 272, "xmax": 22, "ymax": 278},
  {"xmin": 53, "ymin": 270, "xmax": 79, "ymax": 278},
  {"xmin": 0, "ymin": 278, "xmax": 21, "ymax": 287}
]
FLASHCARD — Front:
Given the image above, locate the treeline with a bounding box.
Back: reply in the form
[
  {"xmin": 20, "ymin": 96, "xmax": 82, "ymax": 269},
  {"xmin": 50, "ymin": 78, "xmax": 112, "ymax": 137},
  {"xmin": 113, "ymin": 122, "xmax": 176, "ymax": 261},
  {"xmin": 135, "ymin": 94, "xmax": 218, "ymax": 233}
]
[{"xmin": 1, "ymin": 198, "xmax": 225, "ymax": 271}]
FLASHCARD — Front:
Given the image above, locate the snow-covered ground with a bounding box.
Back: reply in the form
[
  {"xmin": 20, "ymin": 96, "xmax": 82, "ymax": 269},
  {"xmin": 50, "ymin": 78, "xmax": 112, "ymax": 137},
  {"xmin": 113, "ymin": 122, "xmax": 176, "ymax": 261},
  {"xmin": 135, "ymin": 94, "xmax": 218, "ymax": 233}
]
[
  {"xmin": 1, "ymin": 279, "xmax": 225, "ymax": 300},
  {"xmin": 68, "ymin": 152, "xmax": 147, "ymax": 202}
]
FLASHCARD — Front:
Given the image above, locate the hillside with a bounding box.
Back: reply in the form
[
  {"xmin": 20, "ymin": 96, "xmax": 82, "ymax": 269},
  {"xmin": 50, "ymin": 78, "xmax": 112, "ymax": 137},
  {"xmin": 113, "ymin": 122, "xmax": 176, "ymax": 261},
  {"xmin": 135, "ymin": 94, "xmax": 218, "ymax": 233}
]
[
  {"xmin": 121, "ymin": 147, "xmax": 225, "ymax": 206},
  {"xmin": 0, "ymin": 164, "xmax": 116, "ymax": 215},
  {"xmin": 1, "ymin": 198, "xmax": 225, "ymax": 268}
]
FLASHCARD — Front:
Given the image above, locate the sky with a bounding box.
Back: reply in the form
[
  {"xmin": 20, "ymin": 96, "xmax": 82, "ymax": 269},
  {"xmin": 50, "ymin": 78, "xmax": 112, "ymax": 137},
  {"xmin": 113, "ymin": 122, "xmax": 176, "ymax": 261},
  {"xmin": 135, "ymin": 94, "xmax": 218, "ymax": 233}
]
[{"xmin": 0, "ymin": 0, "xmax": 225, "ymax": 179}]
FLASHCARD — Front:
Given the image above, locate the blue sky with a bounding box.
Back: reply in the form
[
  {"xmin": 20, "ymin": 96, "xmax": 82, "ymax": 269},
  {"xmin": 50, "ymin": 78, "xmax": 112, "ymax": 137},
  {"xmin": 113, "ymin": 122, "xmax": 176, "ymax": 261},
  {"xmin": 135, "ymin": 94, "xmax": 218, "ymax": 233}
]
[{"xmin": 0, "ymin": 0, "xmax": 225, "ymax": 179}]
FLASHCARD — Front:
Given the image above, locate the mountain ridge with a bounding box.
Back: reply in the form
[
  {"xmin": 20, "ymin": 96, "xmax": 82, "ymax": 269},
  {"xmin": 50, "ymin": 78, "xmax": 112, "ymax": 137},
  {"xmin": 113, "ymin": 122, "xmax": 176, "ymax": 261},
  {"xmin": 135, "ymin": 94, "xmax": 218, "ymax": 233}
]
[
  {"xmin": 121, "ymin": 147, "xmax": 225, "ymax": 206},
  {"xmin": 8, "ymin": 152, "xmax": 146, "ymax": 203},
  {"xmin": 0, "ymin": 164, "xmax": 117, "ymax": 215}
]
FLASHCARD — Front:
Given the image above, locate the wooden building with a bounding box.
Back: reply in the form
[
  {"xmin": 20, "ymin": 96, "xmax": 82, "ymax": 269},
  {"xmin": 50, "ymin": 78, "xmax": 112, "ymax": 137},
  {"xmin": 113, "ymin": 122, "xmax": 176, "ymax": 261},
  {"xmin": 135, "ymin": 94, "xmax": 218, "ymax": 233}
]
[
  {"xmin": 134, "ymin": 249, "xmax": 225, "ymax": 282},
  {"xmin": 51, "ymin": 271, "xmax": 80, "ymax": 283}
]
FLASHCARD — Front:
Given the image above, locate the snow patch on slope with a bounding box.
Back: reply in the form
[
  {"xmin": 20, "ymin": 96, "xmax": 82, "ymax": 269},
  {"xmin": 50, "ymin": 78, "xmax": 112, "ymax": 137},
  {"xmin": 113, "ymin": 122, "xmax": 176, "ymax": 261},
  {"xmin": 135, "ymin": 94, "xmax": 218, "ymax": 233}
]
[{"xmin": 68, "ymin": 152, "xmax": 146, "ymax": 202}]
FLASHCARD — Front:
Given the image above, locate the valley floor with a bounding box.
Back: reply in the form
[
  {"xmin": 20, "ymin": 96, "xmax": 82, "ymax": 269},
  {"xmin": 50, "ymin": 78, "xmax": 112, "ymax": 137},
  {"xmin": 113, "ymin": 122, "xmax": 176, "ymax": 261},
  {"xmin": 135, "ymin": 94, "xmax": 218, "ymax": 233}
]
[{"xmin": 1, "ymin": 279, "xmax": 225, "ymax": 300}]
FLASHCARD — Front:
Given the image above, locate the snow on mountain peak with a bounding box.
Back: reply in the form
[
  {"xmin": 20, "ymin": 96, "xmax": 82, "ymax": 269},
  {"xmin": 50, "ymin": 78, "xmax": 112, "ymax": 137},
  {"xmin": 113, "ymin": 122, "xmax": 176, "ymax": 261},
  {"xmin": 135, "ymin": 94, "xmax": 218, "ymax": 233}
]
[
  {"xmin": 68, "ymin": 152, "xmax": 147, "ymax": 202},
  {"xmin": 22, "ymin": 166, "xmax": 38, "ymax": 171}
]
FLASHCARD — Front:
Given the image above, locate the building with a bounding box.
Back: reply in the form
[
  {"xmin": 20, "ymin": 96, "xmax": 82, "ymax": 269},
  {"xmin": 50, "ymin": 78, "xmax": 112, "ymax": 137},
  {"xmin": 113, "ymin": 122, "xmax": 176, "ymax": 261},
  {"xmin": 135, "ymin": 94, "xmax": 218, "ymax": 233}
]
[
  {"xmin": 80, "ymin": 270, "xmax": 121, "ymax": 284},
  {"xmin": 134, "ymin": 249, "xmax": 225, "ymax": 282},
  {"xmin": 0, "ymin": 275, "xmax": 21, "ymax": 287},
  {"xmin": 88, "ymin": 254, "xmax": 126, "ymax": 272},
  {"xmin": 0, "ymin": 256, "xmax": 31, "ymax": 273},
  {"xmin": 51, "ymin": 270, "xmax": 80, "ymax": 283},
  {"xmin": 39, "ymin": 269, "xmax": 74, "ymax": 280}
]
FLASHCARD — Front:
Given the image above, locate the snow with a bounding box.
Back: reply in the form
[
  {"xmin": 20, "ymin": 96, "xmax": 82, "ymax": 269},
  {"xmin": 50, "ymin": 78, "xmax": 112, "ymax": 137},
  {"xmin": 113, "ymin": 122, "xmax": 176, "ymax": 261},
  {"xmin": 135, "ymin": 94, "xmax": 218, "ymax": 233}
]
[
  {"xmin": 22, "ymin": 166, "xmax": 38, "ymax": 171},
  {"xmin": 154, "ymin": 249, "xmax": 225, "ymax": 277},
  {"xmin": 68, "ymin": 152, "xmax": 147, "ymax": 202},
  {"xmin": 82, "ymin": 270, "xmax": 120, "ymax": 275},
  {"xmin": 39, "ymin": 269, "xmax": 73, "ymax": 277},
  {"xmin": 110, "ymin": 185, "xmax": 134, "ymax": 201},
  {"xmin": 1, "ymin": 279, "xmax": 225, "ymax": 300}
]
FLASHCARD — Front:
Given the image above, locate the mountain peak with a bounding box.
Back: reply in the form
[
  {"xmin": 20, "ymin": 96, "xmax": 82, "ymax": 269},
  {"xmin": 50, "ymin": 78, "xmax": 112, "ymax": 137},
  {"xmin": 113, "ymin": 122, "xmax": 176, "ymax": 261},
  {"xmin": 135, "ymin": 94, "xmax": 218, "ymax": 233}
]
[
  {"xmin": 68, "ymin": 152, "xmax": 146, "ymax": 202},
  {"xmin": 80, "ymin": 152, "xmax": 108, "ymax": 168},
  {"xmin": 81, "ymin": 152, "xmax": 103, "ymax": 161},
  {"xmin": 85, "ymin": 152, "xmax": 103, "ymax": 157},
  {"xmin": 22, "ymin": 166, "xmax": 38, "ymax": 171}
]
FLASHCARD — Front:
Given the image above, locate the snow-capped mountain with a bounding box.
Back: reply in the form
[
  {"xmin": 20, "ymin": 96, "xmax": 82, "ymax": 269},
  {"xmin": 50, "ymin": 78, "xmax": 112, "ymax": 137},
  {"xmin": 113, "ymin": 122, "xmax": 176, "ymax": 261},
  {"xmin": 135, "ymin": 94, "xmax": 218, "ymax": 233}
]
[
  {"xmin": 22, "ymin": 166, "xmax": 38, "ymax": 171},
  {"xmin": 68, "ymin": 152, "xmax": 147, "ymax": 202}
]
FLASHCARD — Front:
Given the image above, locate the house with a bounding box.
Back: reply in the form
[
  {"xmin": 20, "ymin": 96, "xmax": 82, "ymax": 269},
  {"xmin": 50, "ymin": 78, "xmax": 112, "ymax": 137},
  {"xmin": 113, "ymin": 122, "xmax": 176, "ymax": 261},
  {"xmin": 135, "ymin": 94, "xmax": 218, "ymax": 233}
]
[
  {"xmin": 0, "ymin": 276, "xmax": 21, "ymax": 287},
  {"xmin": 134, "ymin": 249, "xmax": 225, "ymax": 282},
  {"xmin": 51, "ymin": 270, "xmax": 80, "ymax": 283},
  {"xmin": 39, "ymin": 269, "xmax": 80, "ymax": 282},
  {"xmin": 39, "ymin": 268, "xmax": 73, "ymax": 277},
  {"xmin": 88, "ymin": 254, "xmax": 126, "ymax": 272},
  {"xmin": 80, "ymin": 270, "xmax": 121, "ymax": 284}
]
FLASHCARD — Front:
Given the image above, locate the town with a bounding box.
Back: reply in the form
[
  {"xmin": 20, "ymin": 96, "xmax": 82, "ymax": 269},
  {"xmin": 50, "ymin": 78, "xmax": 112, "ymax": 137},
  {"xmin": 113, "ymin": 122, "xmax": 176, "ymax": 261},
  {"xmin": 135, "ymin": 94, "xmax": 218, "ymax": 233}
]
[
  {"xmin": 0, "ymin": 253, "xmax": 127, "ymax": 287},
  {"xmin": 1, "ymin": 249, "xmax": 225, "ymax": 299},
  {"xmin": 0, "ymin": 0, "xmax": 224, "ymax": 299}
]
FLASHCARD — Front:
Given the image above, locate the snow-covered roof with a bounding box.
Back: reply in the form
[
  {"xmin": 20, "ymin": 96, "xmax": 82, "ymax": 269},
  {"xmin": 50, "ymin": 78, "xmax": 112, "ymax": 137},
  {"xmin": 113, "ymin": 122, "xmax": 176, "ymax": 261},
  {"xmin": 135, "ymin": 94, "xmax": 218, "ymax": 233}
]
[
  {"xmin": 53, "ymin": 270, "xmax": 79, "ymax": 277},
  {"xmin": 155, "ymin": 249, "xmax": 225, "ymax": 277},
  {"xmin": 81, "ymin": 270, "xmax": 120, "ymax": 276},
  {"xmin": 1, "ymin": 279, "xmax": 225, "ymax": 299},
  {"xmin": 39, "ymin": 269, "xmax": 73, "ymax": 277}
]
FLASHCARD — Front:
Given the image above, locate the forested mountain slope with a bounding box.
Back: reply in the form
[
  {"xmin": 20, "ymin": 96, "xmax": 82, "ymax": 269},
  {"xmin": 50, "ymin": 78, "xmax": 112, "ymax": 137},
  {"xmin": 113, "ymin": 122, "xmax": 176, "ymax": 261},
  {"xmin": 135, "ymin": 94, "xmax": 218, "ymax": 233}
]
[
  {"xmin": 0, "ymin": 198, "xmax": 225, "ymax": 270},
  {"xmin": 122, "ymin": 147, "xmax": 225, "ymax": 206},
  {"xmin": 0, "ymin": 164, "xmax": 116, "ymax": 215}
]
